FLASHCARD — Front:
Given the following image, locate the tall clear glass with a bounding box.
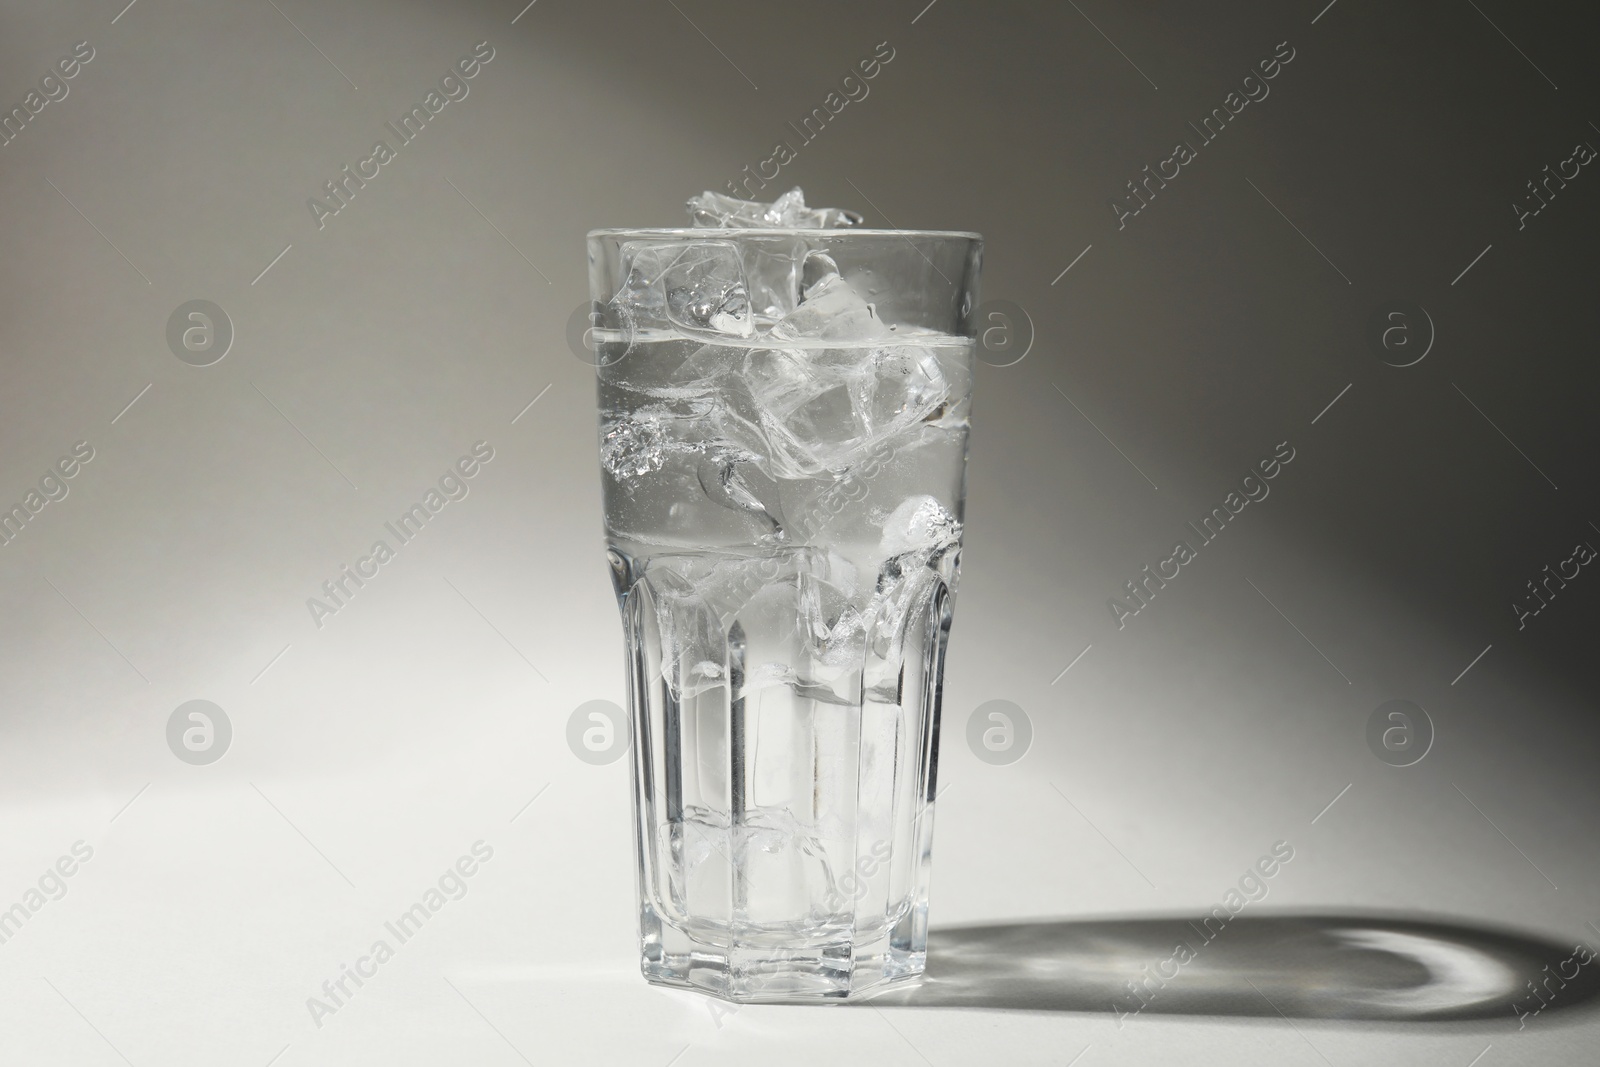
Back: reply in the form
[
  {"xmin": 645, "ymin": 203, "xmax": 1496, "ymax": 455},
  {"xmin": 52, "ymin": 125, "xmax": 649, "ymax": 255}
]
[{"xmin": 587, "ymin": 227, "xmax": 982, "ymax": 1001}]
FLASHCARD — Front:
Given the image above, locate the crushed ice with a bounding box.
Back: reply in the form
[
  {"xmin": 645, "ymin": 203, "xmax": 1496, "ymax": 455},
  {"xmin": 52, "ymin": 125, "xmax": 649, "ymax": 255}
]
[{"xmin": 686, "ymin": 187, "xmax": 864, "ymax": 230}]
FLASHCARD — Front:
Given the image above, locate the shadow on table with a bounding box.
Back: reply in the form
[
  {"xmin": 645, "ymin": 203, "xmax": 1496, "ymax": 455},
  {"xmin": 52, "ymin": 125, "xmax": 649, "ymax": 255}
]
[{"xmin": 865, "ymin": 913, "xmax": 1600, "ymax": 1022}]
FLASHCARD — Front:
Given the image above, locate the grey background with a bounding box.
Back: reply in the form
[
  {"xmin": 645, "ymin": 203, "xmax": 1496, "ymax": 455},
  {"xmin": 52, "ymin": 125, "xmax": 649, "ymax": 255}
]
[{"xmin": 1, "ymin": 0, "xmax": 1597, "ymax": 1064}]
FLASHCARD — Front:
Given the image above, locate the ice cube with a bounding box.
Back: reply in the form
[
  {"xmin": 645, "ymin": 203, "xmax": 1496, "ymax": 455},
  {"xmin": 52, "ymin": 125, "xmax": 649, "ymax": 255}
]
[
  {"xmin": 743, "ymin": 349, "xmax": 826, "ymax": 415},
  {"xmin": 783, "ymin": 381, "xmax": 860, "ymax": 447},
  {"xmin": 798, "ymin": 552, "xmax": 869, "ymax": 669},
  {"xmin": 740, "ymin": 348, "xmax": 861, "ymax": 476},
  {"xmin": 664, "ymin": 243, "xmax": 753, "ymax": 338},
  {"xmin": 736, "ymin": 343, "xmax": 947, "ymax": 476},
  {"xmin": 863, "ymin": 554, "xmax": 943, "ymax": 668},
  {"xmin": 879, "ymin": 494, "xmax": 962, "ymax": 561},
  {"xmin": 855, "ymin": 345, "xmax": 948, "ymax": 434},
  {"xmin": 657, "ymin": 596, "xmax": 727, "ymax": 699},
  {"xmin": 737, "ymin": 342, "xmax": 949, "ymax": 475},
  {"xmin": 686, "ymin": 186, "xmax": 864, "ymax": 229},
  {"xmin": 608, "ymin": 242, "xmax": 675, "ymax": 335},
  {"xmin": 600, "ymin": 413, "xmax": 666, "ymax": 480},
  {"xmin": 743, "ymin": 236, "xmax": 806, "ymax": 321},
  {"xmin": 771, "ymin": 270, "xmax": 888, "ymax": 342},
  {"xmin": 816, "ymin": 606, "xmax": 866, "ymax": 668},
  {"xmin": 864, "ymin": 496, "xmax": 960, "ymax": 656},
  {"xmin": 610, "ymin": 240, "xmax": 753, "ymax": 340},
  {"xmin": 800, "ymin": 249, "xmax": 840, "ymax": 295}
]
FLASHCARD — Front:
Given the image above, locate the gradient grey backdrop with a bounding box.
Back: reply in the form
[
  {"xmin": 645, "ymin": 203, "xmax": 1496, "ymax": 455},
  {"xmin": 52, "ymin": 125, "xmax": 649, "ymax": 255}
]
[{"xmin": 2, "ymin": 0, "xmax": 1597, "ymax": 1064}]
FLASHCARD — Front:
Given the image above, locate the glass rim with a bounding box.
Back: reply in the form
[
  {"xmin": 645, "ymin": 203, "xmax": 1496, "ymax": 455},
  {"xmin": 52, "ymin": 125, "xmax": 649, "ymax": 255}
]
[{"xmin": 587, "ymin": 227, "xmax": 983, "ymax": 241}]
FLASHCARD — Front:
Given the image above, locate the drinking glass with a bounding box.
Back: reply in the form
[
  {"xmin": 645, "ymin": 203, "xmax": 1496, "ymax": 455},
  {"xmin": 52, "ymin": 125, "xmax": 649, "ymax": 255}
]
[{"xmin": 587, "ymin": 226, "xmax": 982, "ymax": 1000}]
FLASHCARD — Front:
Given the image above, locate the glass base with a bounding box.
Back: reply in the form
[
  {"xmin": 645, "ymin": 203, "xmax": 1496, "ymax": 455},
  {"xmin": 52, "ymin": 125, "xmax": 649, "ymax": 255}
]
[
  {"xmin": 640, "ymin": 902, "xmax": 929, "ymax": 1002},
  {"xmin": 618, "ymin": 554, "xmax": 951, "ymax": 1005}
]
